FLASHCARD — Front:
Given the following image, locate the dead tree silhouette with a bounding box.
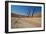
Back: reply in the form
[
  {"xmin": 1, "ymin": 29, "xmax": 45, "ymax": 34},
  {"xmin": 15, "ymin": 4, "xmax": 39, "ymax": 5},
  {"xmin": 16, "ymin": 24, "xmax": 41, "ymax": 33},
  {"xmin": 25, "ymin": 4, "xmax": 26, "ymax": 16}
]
[
  {"xmin": 32, "ymin": 8, "xmax": 35, "ymax": 17},
  {"xmin": 27, "ymin": 8, "xmax": 31, "ymax": 17},
  {"xmin": 27, "ymin": 7, "xmax": 35, "ymax": 17}
]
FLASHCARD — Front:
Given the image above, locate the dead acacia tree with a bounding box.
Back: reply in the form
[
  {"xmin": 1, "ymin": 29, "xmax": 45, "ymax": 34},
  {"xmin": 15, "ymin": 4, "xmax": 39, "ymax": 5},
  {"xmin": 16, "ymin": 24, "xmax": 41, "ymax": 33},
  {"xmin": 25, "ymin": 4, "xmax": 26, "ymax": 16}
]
[
  {"xmin": 27, "ymin": 7, "xmax": 35, "ymax": 17},
  {"xmin": 31, "ymin": 8, "xmax": 35, "ymax": 17},
  {"xmin": 27, "ymin": 8, "xmax": 31, "ymax": 17}
]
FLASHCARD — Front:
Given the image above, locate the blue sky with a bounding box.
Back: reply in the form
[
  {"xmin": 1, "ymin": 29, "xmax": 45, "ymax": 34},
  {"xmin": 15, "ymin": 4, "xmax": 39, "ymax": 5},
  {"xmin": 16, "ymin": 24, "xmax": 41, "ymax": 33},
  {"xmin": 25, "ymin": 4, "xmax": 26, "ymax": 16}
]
[{"xmin": 11, "ymin": 5, "xmax": 41, "ymax": 16}]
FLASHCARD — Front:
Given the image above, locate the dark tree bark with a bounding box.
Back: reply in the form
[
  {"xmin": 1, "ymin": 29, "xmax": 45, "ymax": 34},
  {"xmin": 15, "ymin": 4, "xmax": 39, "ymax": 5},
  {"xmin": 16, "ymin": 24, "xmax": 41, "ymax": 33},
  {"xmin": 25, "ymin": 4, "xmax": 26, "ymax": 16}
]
[{"xmin": 32, "ymin": 8, "xmax": 35, "ymax": 17}]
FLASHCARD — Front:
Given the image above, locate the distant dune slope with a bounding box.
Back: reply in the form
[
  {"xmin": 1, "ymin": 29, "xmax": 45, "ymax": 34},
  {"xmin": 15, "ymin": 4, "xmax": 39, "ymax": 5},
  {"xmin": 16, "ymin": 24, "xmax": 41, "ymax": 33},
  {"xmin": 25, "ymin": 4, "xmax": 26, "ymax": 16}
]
[{"xmin": 11, "ymin": 13, "xmax": 41, "ymax": 17}]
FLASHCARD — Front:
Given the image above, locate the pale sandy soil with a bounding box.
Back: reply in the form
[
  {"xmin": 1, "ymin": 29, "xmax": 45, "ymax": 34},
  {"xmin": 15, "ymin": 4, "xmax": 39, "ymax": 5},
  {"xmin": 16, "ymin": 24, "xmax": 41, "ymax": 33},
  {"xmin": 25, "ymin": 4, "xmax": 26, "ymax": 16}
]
[{"xmin": 11, "ymin": 17, "xmax": 41, "ymax": 28}]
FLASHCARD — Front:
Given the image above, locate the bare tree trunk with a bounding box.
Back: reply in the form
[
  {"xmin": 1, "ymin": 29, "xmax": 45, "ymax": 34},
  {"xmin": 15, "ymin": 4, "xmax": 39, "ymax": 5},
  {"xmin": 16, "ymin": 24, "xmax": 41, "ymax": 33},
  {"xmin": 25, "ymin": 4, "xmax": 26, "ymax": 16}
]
[
  {"xmin": 32, "ymin": 8, "xmax": 35, "ymax": 17},
  {"xmin": 32, "ymin": 10, "xmax": 34, "ymax": 17},
  {"xmin": 27, "ymin": 7, "xmax": 35, "ymax": 17},
  {"xmin": 27, "ymin": 8, "xmax": 31, "ymax": 17}
]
